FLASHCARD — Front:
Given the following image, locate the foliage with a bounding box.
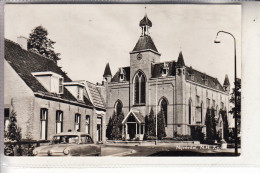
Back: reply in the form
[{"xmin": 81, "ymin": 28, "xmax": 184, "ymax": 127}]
[
  {"xmin": 229, "ymin": 78, "xmax": 241, "ymax": 134},
  {"xmin": 205, "ymin": 108, "xmax": 217, "ymax": 142},
  {"xmin": 27, "ymin": 26, "xmax": 60, "ymax": 63},
  {"xmin": 190, "ymin": 126, "xmax": 205, "ymax": 142},
  {"xmin": 219, "ymin": 109, "xmax": 229, "ymax": 141},
  {"xmin": 106, "ymin": 110, "xmax": 124, "ymax": 140},
  {"xmin": 106, "ymin": 117, "xmax": 113, "ymax": 139},
  {"xmin": 157, "ymin": 110, "xmax": 166, "ymax": 140},
  {"xmin": 146, "ymin": 108, "xmax": 156, "ymax": 137},
  {"xmin": 172, "ymin": 134, "xmax": 193, "ymax": 141},
  {"xmin": 4, "ymin": 106, "xmax": 22, "ymax": 156}
]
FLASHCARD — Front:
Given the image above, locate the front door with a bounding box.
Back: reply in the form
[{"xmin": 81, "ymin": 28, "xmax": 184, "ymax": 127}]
[{"xmin": 128, "ymin": 123, "xmax": 136, "ymax": 140}]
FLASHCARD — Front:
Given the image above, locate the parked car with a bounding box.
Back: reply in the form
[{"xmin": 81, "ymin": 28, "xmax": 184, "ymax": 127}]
[{"xmin": 33, "ymin": 132, "xmax": 101, "ymax": 156}]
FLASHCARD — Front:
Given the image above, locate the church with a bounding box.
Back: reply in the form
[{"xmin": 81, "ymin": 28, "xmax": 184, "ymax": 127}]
[{"xmin": 103, "ymin": 14, "xmax": 231, "ymax": 140}]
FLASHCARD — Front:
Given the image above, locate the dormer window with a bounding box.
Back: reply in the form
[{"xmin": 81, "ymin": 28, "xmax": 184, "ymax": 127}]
[
  {"xmin": 120, "ymin": 74, "xmax": 124, "ymax": 81},
  {"xmin": 119, "ymin": 68, "xmax": 125, "ymax": 82},
  {"xmin": 77, "ymin": 86, "xmax": 84, "ymax": 101},
  {"xmin": 188, "ymin": 68, "xmax": 194, "ymax": 81},
  {"xmin": 59, "ymin": 77, "xmax": 64, "ymax": 94},
  {"xmin": 63, "ymin": 81, "xmax": 85, "ymax": 101},
  {"xmin": 162, "ymin": 62, "xmax": 169, "ymax": 77},
  {"xmin": 202, "ymin": 75, "xmax": 208, "ymax": 86},
  {"xmin": 32, "ymin": 71, "xmax": 64, "ymax": 94}
]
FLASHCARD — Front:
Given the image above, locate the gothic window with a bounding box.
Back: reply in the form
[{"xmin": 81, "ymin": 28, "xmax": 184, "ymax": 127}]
[
  {"xmin": 201, "ymin": 102, "xmax": 203, "ymax": 123},
  {"xmin": 195, "ymin": 96, "xmax": 201, "ymax": 123},
  {"xmin": 75, "ymin": 114, "xmax": 81, "ymax": 132},
  {"xmin": 212, "ymin": 100, "xmax": 216, "ymax": 109},
  {"xmin": 56, "ymin": 111, "xmax": 63, "ymax": 134},
  {"xmin": 160, "ymin": 98, "xmax": 168, "ymax": 126},
  {"xmin": 115, "ymin": 100, "xmax": 123, "ymax": 115},
  {"xmin": 207, "ymin": 98, "xmax": 210, "ymax": 108},
  {"xmin": 40, "ymin": 108, "xmax": 48, "ymax": 140},
  {"xmin": 134, "ymin": 71, "xmax": 146, "ymax": 105},
  {"xmin": 189, "ymin": 100, "xmax": 192, "ymax": 124}
]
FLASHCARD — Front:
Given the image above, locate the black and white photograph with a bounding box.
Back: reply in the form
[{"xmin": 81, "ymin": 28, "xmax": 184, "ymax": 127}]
[{"xmin": 3, "ymin": 4, "xmax": 242, "ymax": 157}]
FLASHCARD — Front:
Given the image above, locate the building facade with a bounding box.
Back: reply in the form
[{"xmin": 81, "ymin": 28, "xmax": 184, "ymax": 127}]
[
  {"xmin": 104, "ymin": 14, "xmax": 231, "ymax": 140},
  {"xmin": 4, "ymin": 38, "xmax": 106, "ymax": 142}
]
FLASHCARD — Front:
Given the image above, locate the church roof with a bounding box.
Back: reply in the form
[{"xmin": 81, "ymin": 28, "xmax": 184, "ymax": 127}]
[
  {"xmin": 185, "ymin": 66, "xmax": 225, "ymax": 92},
  {"xmin": 132, "ymin": 35, "xmax": 158, "ymax": 52},
  {"xmin": 5, "ymin": 39, "xmax": 93, "ymax": 108},
  {"xmin": 103, "ymin": 63, "xmax": 112, "ymax": 77},
  {"xmin": 223, "ymin": 74, "xmax": 230, "ymax": 86},
  {"xmin": 151, "ymin": 61, "xmax": 176, "ymax": 78},
  {"xmin": 111, "ymin": 66, "xmax": 130, "ymax": 82},
  {"xmin": 139, "ymin": 14, "xmax": 152, "ymax": 27}
]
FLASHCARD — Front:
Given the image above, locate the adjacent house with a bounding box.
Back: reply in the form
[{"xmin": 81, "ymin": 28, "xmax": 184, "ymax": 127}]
[{"xmin": 4, "ymin": 38, "xmax": 106, "ymax": 142}]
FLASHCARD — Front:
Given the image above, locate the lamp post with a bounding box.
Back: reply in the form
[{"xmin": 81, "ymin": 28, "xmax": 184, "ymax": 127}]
[{"xmin": 214, "ymin": 31, "xmax": 238, "ymax": 156}]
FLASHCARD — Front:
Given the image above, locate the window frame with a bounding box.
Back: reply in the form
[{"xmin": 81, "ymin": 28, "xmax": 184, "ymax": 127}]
[
  {"xmin": 85, "ymin": 115, "xmax": 90, "ymax": 134},
  {"xmin": 160, "ymin": 98, "xmax": 168, "ymax": 126},
  {"xmin": 58, "ymin": 77, "xmax": 64, "ymax": 94},
  {"xmin": 75, "ymin": 113, "xmax": 81, "ymax": 132},
  {"xmin": 40, "ymin": 108, "xmax": 48, "ymax": 140},
  {"xmin": 56, "ymin": 110, "xmax": 63, "ymax": 134},
  {"xmin": 134, "ymin": 71, "xmax": 146, "ymax": 105}
]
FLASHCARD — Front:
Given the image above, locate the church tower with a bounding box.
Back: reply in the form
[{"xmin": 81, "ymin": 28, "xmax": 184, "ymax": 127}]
[
  {"xmin": 130, "ymin": 14, "xmax": 161, "ymax": 80},
  {"xmin": 175, "ymin": 51, "xmax": 188, "ymax": 135},
  {"xmin": 129, "ymin": 13, "xmax": 161, "ymax": 109}
]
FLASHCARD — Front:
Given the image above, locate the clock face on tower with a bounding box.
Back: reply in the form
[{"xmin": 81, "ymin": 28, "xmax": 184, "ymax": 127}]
[{"xmin": 137, "ymin": 53, "xmax": 142, "ymax": 60}]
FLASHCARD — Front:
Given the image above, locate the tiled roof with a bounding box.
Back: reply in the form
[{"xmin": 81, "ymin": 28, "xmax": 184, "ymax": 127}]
[
  {"xmin": 5, "ymin": 39, "xmax": 93, "ymax": 107},
  {"xmin": 111, "ymin": 66, "xmax": 130, "ymax": 82},
  {"xmin": 151, "ymin": 61, "xmax": 176, "ymax": 78},
  {"xmin": 185, "ymin": 66, "xmax": 225, "ymax": 92},
  {"xmin": 132, "ymin": 35, "xmax": 158, "ymax": 52},
  {"xmin": 86, "ymin": 81, "xmax": 105, "ymax": 110}
]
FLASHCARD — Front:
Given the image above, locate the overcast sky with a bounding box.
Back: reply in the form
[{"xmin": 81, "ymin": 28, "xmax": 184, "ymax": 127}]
[{"xmin": 5, "ymin": 4, "xmax": 241, "ymax": 87}]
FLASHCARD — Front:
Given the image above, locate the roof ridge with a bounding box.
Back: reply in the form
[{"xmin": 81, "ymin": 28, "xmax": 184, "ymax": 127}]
[
  {"xmin": 152, "ymin": 60, "xmax": 175, "ymax": 65},
  {"xmin": 5, "ymin": 38, "xmax": 57, "ymax": 63}
]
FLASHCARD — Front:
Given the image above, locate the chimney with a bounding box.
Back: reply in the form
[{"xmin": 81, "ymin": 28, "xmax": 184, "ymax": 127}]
[{"xmin": 17, "ymin": 36, "xmax": 28, "ymax": 50}]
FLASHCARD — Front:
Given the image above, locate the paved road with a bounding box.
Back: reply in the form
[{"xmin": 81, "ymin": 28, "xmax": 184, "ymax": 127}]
[
  {"xmin": 101, "ymin": 146, "xmax": 135, "ymax": 156},
  {"xmin": 100, "ymin": 144, "xmax": 240, "ymax": 156}
]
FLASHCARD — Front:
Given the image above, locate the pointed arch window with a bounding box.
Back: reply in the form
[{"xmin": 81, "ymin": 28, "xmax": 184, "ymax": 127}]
[
  {"xmin": 115, "ymin": 100, "xmax": 123, "ymax": 115},
  {"xmin": 134, "ymin": 71, "xmax": 146, "ymax": 105},
  {"xmin": 189, "ymin": 100, "xmax": 192, "ymax": 124},
  {"xmin": 160, "ymin": 98, "xmax": 168, "ymax": 126}
]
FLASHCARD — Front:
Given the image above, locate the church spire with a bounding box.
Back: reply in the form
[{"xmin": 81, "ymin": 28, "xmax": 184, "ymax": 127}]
[
  {"xmin": 139, "ymin": 13, "xmax": 152, "ymax": 36},
  {"xmin": 103, "ymin": 63, "xmax": 112, "ymax": 77},
  {"xmin": 176, "ymin": 51, "xmax": 185, "ymax": 67}
]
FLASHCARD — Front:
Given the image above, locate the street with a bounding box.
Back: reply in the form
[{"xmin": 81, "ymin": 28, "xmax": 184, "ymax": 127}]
[{"xmin": 100, "ymin": 143, "xmax": 241, "ymax": 156}]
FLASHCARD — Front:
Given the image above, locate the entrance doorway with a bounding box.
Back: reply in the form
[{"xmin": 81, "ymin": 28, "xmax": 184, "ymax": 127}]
[{"xmin": 127, "ymin": 123, "xmax": 136, "ymax": 139}]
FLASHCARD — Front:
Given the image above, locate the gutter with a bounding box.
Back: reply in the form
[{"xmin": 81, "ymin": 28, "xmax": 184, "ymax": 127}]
[{"xmin": 34, "ymin": 92, "xmax": 94, "ymax": 109}]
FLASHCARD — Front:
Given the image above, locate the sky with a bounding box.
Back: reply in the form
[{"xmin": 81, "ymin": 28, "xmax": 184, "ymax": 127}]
[{"xmin": 5, "ymin": 4, "xmax": 241, "ymax": 87}]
